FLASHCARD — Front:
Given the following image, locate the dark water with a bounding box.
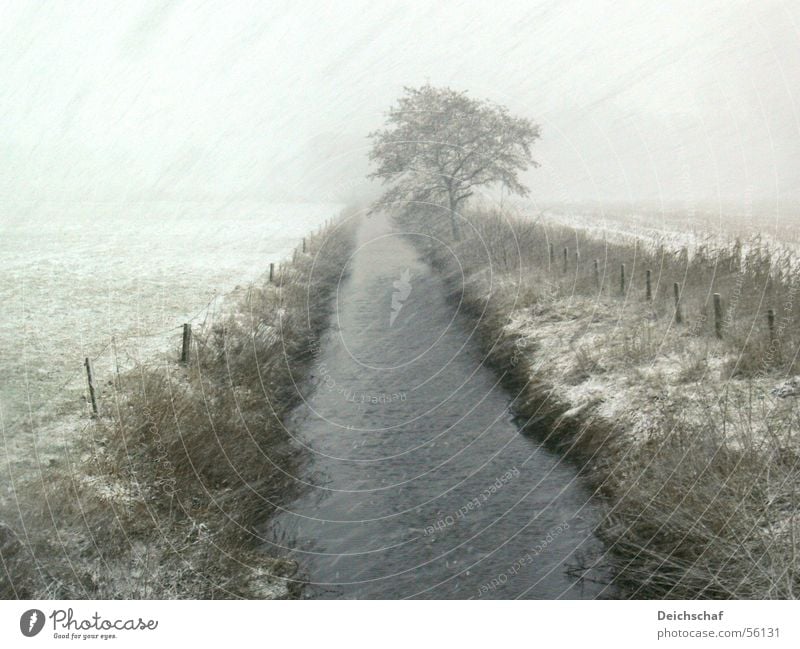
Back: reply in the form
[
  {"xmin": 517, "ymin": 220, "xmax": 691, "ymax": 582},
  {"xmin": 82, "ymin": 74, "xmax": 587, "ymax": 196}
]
[{"xmin": 265, "ymin": 215, "xmax": 612, "ymax": 599}]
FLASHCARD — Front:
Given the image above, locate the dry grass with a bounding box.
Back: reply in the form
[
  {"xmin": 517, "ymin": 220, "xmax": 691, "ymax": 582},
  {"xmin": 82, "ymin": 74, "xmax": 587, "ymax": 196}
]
[
  {"xmin": 601, "ymin": 393, "xmax": 800, "ymax": 598},
  {"xmin": 400, "ymin": 204, "xmax": 800, "ymax": 599},
  {"xmin": 1, "ymin": 216, "xmax": 356, "ymax": 599}
]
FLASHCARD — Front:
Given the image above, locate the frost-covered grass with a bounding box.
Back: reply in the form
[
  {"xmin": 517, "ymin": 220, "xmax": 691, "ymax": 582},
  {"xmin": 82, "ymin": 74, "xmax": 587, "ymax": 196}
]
[
  {"xmin": 0, "ymin": 212, "xmax": 356, "ymax": 599},
  {"xmin": 521, "ymin": 201, "xmax": 800, "ymax": 252},
  {"xmin": 405, "ymin": 204, "xmax": 800, "ymax": 598},
  {"xmin": 0, "ymin": 201, "xmax": 341, "ymax": 434}
]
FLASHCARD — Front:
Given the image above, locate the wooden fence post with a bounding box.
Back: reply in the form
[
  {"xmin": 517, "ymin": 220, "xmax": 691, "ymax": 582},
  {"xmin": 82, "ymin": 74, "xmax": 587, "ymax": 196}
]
[
  {"xmin": 767, "ymin": 308, "xmax": 776, "ymax": 341},
  {"xmin": 549, "ymin": 243, "xmax": 554, "ymax": 267},
  {"xmin": 713, "ymin": 293, "xmax": 723, "ymax": 338},
  {"xmin": 111, "ymin": 335, "xmax": 121, "ymax": 389},
  {"xmin": 269, "ymin": 263, "xmax": 274, "ymax": 283},
  {"xmin": 673, "ymin": 282, "xmax": 682, "ymax": 324},
  {"xmin": 645, "ymin": 269, "xmax": 652, "ymax": 301},
  {"xmin": 302, "ymin": 237, "xmax": 306, "ymax": 254},
  {"xmin": 84, "ymin": 357, "xmax": 98, "ymax": 416},
  {"xmin": 594, "ymin": 259, "xmax": 600, "ymax": 288},
  {"xmin": 620, "ymin": 263, "xmax": 626, "ymax": 295},
  {"xmin": 563, "ymin": 247, "xmax": 568, "ymax": 273},
  {"xmin": 181, "ymin": 323, "xmax": 192, "ymax": 364}
]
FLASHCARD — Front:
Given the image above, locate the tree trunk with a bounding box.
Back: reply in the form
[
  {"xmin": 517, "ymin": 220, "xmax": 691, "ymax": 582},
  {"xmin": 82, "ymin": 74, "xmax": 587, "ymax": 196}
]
[{"xmin": 448, "ymin": 194, "xmax": 461, "ymax": 241}]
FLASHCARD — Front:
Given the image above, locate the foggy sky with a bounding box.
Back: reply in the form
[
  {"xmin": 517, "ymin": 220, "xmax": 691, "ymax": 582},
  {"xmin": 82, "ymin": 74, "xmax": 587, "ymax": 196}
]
[{"xmin": 1, "ymin": 0, "xmax": 798, "ymax": 207}]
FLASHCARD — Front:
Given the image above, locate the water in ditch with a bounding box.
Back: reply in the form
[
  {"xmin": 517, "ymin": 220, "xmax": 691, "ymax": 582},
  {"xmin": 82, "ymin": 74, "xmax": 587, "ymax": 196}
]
[{"xmin": 265, "ymin": 214, "xmax": 614, "ymax": 599}]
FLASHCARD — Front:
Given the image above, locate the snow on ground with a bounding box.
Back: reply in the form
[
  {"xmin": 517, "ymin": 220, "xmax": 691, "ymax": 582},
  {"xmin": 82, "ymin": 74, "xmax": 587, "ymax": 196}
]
[
  {"xmin": 0, "ymin": 201, "xmax": 340, "ymax": 474},
  {"xmin": 510, "ymin": 204, "xmax": 800, "ymax": 262},
  {"xmin": 500, "ymin": 285, "xmax": 796, "ymax": 452}
]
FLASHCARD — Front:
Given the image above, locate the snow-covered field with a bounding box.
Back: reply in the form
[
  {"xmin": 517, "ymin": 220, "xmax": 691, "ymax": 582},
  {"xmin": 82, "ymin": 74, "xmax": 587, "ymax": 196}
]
[
  {"xmin": 515, "ymin": 203, "xmax": 800, "ymax": 257},
  {"xmin": 0, "ymin": 201, "xmax": 341, "ymax": 433}
]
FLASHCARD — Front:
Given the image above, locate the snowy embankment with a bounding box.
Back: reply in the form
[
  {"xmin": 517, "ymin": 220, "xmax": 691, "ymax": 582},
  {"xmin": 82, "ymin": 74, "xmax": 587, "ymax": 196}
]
[
  {"xmin": 1, "ymin": 211, "xmax": 356, "ymax": 600},
  {"xmin": 0, "ymin": 201, "xmax": 340, "ymax": 496},
  {"xmin": 413, "ymin": 205, "xmax": 800, "ymax": 599}
]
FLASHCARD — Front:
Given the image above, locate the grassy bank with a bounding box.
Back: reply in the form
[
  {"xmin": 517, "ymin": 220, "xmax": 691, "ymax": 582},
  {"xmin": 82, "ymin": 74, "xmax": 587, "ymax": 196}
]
[
  {"xmin": 1, "ymin": 215, "xmax": 356, "ymax": 599},
  {"xmin": 404, "ymin": 205, "xmax": 800, "ymax": 599}
]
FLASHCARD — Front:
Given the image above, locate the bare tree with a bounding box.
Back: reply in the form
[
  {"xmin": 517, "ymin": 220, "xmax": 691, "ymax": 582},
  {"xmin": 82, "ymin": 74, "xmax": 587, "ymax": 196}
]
[{"xmin": 368, "ymin": 85, "xmax": 541, "ymax": 240}]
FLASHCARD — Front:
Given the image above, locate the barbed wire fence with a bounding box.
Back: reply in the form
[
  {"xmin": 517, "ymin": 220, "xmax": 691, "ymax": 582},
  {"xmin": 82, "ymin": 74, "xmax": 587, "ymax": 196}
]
[{"xmin": 31, "ymin": 229, "xmax": 332, "ymax": 426}]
